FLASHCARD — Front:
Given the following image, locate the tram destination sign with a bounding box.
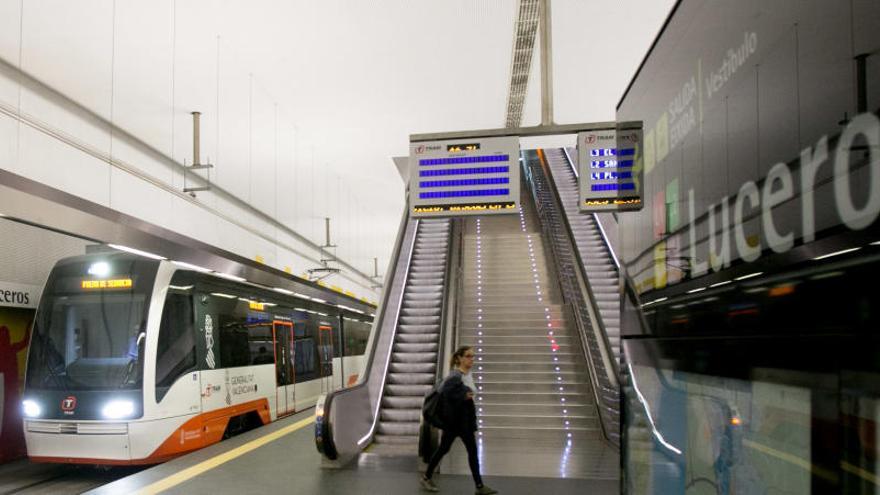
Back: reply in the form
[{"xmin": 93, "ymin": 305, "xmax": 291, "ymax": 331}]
[
  {"xmin": 409, "ymin": 136, "xmax": 520, "ymax": 217},
  {"xmin": 578, "ymin": 126, "xmax": 644, "ymax": 212}
]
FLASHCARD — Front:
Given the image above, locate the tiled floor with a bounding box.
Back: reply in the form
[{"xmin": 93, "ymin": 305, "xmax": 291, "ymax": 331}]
[{"xmin": 88, "ymin": 410, "xmax": 618, "ymax": 495}]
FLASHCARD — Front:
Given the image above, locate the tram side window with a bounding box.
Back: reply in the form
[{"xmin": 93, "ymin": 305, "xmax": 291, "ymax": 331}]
[
  {"xmin": 219, "ymin": 323, "xmax": 250, "ymax": 368},
  {"xmin": 155, "ymin": 291, "xmax": 196, "ymax": 402},
  {"xmin": 343, "ymin": 319, "xmax": 370, "ymax": 357},
  {"xmin": 249, "ymin": 326, "xmax": 274, "ymax": 365}
]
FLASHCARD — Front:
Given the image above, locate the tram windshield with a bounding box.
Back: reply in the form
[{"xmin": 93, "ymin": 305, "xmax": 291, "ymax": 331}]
[{"xmin": 26, "ymin": 255, "xmax": 159, "ymax": 391}]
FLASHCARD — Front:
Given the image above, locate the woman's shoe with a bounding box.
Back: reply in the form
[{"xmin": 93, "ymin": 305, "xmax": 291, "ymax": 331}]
[
  {"xmin": 420, "ymin": 475, "xmax": 439, "ymax": 492},
  {"xmin": 475, "ymin": 484, "xmax": 498, "ymax": 495}
]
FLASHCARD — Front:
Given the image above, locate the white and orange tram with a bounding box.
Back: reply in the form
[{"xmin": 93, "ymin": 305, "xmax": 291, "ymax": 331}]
[{"xmin": 20, "ymin": 252, "xmax": 373, "ymax": 464}]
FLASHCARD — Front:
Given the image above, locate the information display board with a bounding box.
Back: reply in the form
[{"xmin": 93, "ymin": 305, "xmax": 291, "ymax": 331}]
[
  {"xmin": 577, "ymin": 127, "xmax": 643, "ymax": 212},
  {"xmin": 409, "ymin": 136, "xmax": 520, "ymax": 217}
]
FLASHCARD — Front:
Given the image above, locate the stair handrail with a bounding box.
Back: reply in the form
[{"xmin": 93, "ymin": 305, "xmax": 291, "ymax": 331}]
[
  {"xmin": 524, "ymin": 152, "xmax": 620, "ymax": 448},
  {"xmin": 316, "ymin": 208, "xmax": 418, "ymax": 460}
]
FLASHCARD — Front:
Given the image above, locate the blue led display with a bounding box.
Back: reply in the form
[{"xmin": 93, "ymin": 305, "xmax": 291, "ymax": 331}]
[
  {"xmin": 591, "ymin": 183, "xmax": 636, "ymax": 192},
  {"xmin": 419, "ymin": 155, "xmax": 509, "ymax": 166},
  {"xmin": 419, "ymin": 188, "xmax": 510, "ymax": 199},
  {"xmin": 590, "ymin": 148, "xmax": 616, "ymax": 157},
  {"xmin": 591, "ymin": 172, "xmax": 632, "ymax": 180},
  {"xmin": 420, "ymin": 177, "xmax": 510, "ymax": 188},
  {"xmin": 618, "ymin": 148, "xmax": 635, "ymax": 156},
  {"xmin": 419, "ymin": 166, "xmax": 509, "ymax": 177}
]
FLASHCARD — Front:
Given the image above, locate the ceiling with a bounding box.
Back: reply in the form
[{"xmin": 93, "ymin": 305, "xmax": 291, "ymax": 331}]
[{"xmin": 2, "ymin": 0, "xmax": 675, "ymax": 287}]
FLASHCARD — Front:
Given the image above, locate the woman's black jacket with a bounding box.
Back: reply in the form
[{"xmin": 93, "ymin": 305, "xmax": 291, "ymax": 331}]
[{"xmin": 438, "ymin": 370, "xmax": 477, "ymax": 433}]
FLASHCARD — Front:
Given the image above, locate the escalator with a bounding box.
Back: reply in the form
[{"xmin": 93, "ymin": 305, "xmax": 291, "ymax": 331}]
[
  {"xmin": 542, "ymin": 147, "xmax": 622, "ymax": 364},
  {"xmin": 374, "ymin": 219, "xmax": 451, "ymax": 451},
  {"xmin": 315, "ymin": 214, "xmax": 454, "ymax": 461}
]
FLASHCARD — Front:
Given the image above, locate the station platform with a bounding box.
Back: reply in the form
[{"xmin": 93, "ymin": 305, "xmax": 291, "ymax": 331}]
[{"xmin": 87, "ymin": 409, "xmax": 618, "ymax": 494}]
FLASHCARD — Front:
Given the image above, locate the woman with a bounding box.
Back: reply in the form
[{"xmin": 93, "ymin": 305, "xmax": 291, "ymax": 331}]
[{"xmin": 420, "ymin": 346, "xmax": 497, "ymax": 494}]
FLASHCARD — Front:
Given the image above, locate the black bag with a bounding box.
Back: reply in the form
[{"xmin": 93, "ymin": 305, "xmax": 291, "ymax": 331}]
[{"xmin": 422, "ymin": 382, "xmax": 446, "ymax": 429}]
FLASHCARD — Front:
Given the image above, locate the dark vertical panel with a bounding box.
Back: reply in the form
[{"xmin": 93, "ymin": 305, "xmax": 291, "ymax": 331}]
[
  {"xmin": 796, "ymin": 1, "xmax": 854, "ymax": 148},
  {"xmin": 757, "ymin": 27, "xmax": 800, "ymax": 175}
]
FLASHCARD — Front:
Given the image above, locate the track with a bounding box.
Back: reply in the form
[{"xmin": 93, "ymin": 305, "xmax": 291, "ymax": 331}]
[{"xmin": 0, "ymin": 460, "xmax": 145, "ymax": 495}]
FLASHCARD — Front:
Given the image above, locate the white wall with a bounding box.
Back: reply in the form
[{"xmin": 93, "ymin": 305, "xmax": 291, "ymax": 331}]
[{"xmin": 0, "ymin": 0, "xmax": 387, "ymax": 304}]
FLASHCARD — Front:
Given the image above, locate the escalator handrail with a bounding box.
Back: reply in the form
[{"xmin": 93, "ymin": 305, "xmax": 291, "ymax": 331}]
[
  {"xmin": 524, "ymin": 153, "xmax": 619, "ymax": 447},
  {"xmin": 357, "ymin": 218, "xmax": 419, "ymax": 447},
  {"xmin": 541, "ymin": 149, "xmax": 620, "ymax": 381},
  {"xmin": 317, "ymin": 205, "xmax": 415, "ymax": 459}
]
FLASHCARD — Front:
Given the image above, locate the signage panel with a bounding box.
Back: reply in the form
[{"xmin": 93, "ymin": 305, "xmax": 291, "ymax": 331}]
[
  {"xmin": 409, "ymin": 136, "xmax": 520, "ymax": 217},
  {"xmin": 0, "ymin": 281, "xmax": 40, "ymax": 309},
  {"xmin": 578, "ymin": 127, "xmax": 644, "ymax": 212}
]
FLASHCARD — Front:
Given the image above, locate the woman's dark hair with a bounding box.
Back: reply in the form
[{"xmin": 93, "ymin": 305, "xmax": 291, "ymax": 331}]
[{"xmin": 449, "ymin": 345, "xmax": 473, "ymax": 369}]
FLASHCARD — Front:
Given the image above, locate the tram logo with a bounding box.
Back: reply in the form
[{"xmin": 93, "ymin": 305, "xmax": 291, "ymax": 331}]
[
  {"xmin": 585, "ymin": 134, "xmax": 596, "ymax": 144},
  {"xmin": 414, "ymin": 145, "xmax": 426, "ymax": 154},
  {"xmin": 61, "ymin": 396, "xmax": 77, "ymax": 413}
]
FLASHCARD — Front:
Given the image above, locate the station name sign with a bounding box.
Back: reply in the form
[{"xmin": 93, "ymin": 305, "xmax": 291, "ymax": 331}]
[{"xmin": 0, "ymin": 281, "xmax": 41, "ymax": 308}]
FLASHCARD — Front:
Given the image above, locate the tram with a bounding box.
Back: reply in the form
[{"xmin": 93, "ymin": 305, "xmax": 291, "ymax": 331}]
[{"xmin": 19, "ymin": 251, "xmax": 373, "ymax": 464}]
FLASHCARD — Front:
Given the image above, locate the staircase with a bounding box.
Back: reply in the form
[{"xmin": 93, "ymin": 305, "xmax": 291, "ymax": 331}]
[
  {"xmin": 543, "ymin": 148, "xmax": 621, "ymax": 363},
  {"xmin": 374, "ymin": 218, "xmax": 451, "ymax": 450},
  {"xmin": 457, "ymin": 196, "xmax": 599, "ymax": 442}
]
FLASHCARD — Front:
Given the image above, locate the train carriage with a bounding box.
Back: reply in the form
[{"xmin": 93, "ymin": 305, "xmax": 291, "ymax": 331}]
[{"xmin": 19, "ymin": 252, "xmax": 372, "ymax": 464}]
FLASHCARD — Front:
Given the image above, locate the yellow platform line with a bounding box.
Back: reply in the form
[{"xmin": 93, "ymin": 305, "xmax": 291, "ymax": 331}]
[{"xmin": 135, "ymin": 416, "xmax": 314, "ymax": 495}]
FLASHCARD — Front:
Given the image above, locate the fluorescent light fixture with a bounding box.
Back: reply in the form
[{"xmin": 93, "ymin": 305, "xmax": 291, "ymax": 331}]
[
  {"xmin": 210, "ymin": 292, "xmax": 237, "ymax": 299},
  {"xmin": 22, "ymin": 400, "xmax": 41, "ymax": 418},
  {"xmin": 273, "ymin": 287, "xmax": 294, "ymax": 295},
  {"xmin": 293, "ymin": 292, "xmax": 309, "ymax": 299},
  {"xmin": 237, "ymin": 297, "xmax": 252, "ymax": 303},
  {"xmin": 294, "ymin": 307, "xmax": 308, "ymax": 312},
  {"xmin": 108, "ymin": 244, "xmax": 166, "ymax": 260},
  {"xmin": 709, "ymin": 280, "xmax": 732, "ymax": 288},
  {"xmin": 215, "ymin": 272, "xmax": 246, "ymax": 282},
  {"xmin": 262, "ymin": 302, "xmax": 277, "ymax": 307},
  {"xmin": 743, "ymin": 287, "xmax": 768, "ymax": 294},
  {"xmin": 687, "ymin": 287, "xmax": 706, "ymax": 294},
  {"xmin": 102, "ymin": 400, "xmax": 135, "ymax": 419},
  {"xmin": 813, "ymin": 247, "xmax": 861, "ymax": 260},
  {"xmin": 809, "ymin": 271, "xmax": 845, "ymax": 281},
  {"xmin": 369, "ymin": 313, "xmax": 376, "ymax": 317},
  {"xmin": 641, "ymin": 297, "xmax": 668, "ymax": 307},
  {"xmin": 88, "ymin": 262, "xmax": 111, "ymax": 277},
  {"xmin": 311, "ymin": 297, "xmax": 326, "ymax": 303},
  {"xmin": 317, "ymin": 312, "xmax": 328, "ymax": 316},
  {"xmin": 168, "ymin": 285, "xmax": 194, "ymax": 291},
  {"xmin": 872, "ymin": 240, "xmax": 880, "ymax": 246},
  {"xmin": 734, "ymin": 272, "xmax": 763, "ymax": 281},
  {"xmin": 172, "ymin": 261, "xmax": 212, "ymax": 273}
]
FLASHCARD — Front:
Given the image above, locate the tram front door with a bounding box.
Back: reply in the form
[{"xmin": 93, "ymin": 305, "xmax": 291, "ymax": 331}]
[{"xmin": 272, "ymin": 321, "xmax": 294, "ymax": 417}]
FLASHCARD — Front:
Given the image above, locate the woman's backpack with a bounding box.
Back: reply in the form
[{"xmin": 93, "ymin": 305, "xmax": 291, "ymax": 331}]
[{"xmin": 422, "ymin": 381, "xmax": 446, "ymax": 429}]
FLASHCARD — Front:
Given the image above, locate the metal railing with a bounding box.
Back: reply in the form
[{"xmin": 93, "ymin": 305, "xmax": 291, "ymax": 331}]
[{"xmin": 524, "ymin": 150, "xmax": 620, "ymax": 448}]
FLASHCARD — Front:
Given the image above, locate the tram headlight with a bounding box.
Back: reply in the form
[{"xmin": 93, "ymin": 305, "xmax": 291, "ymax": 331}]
[
  {"xmin": 101, "ymin": 400, "xmax": 135, "ymax": 419},
  {"xmin": 22, "ymin": 400, "xmax": 41, "ymax": 418}
]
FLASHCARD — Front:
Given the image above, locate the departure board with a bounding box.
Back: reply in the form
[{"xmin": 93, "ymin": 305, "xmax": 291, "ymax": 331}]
[
  {"xmin": 577, "ymin": 127, "xmax": 643, "ymax": 212},
  {"xmin": 410, "ymin": 136, "xmax": 520, "ymax": 217}
]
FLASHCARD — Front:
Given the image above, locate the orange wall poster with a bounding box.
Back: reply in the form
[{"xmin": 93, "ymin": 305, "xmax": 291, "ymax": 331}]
[{"xmin": 0, "ymin": 308, "xmax": 34, "ymax": 463}]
